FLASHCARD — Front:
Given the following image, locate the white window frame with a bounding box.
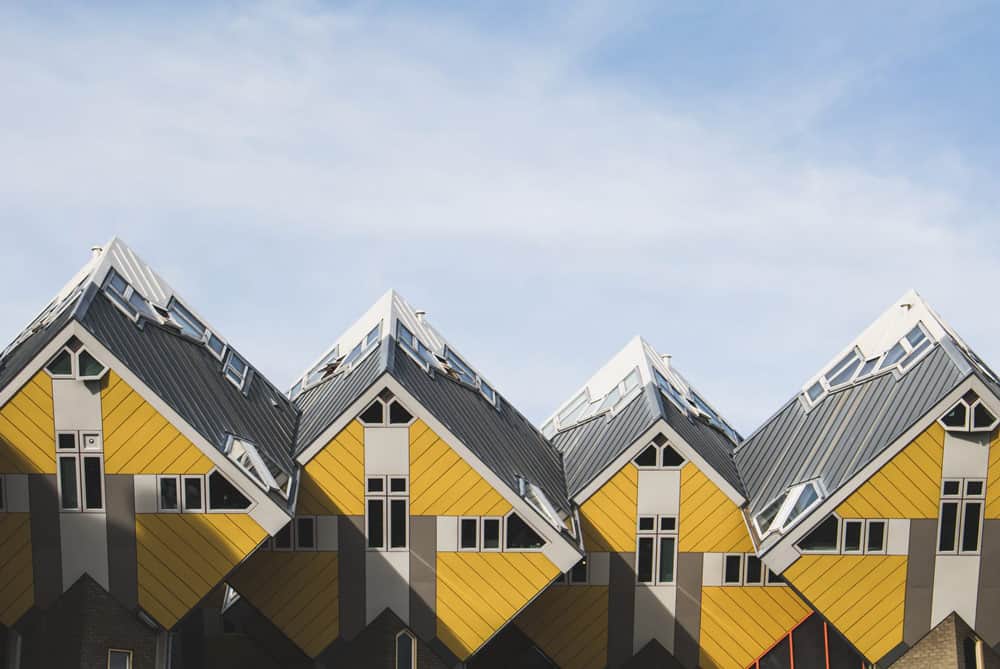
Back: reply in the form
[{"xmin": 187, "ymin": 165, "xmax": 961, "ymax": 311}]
[
  {"xmin": 80, "ymin": 453, "xmax": 106, "ymax": 512},
  {"xmin": 864, "ymin": 519, "xmax": 888, "ymax": 555},
  {"xmin": 743, "ymin": 554, "xmax": 765, "ymax": 585},
  {"xmin": 481, "ymin": 517, "xmax": 503, "ymax": 552},
  {"xmin": 157, "ymin": 475, "xmax": 181, "ymax": 513},
  {"xmin": 222, "ymin": 350, "xmax": 250, "ymax": 390},
  {"xmin": 181, "ymin": 475, "xmax": 205, "ymax": 513},
  {"xmin": 204, "ymin": 469, "xmax": 256, "ymax": 513},
  {"xmin": 44, "ymin": 347, "xmax": 77, "ymax": 379},
  {"xmin": 366, "ymin": 475, "xmax": 409, "ymax": 552},
  {"xmin": 295, "ymin": 516, "xmax": 318, "ymax": 551},
  {"xmin": 636, "ymin": 514, "xmax": 677, "ymax": 584},
  {"xmin": 938, "ymin": 478, "xmax": 985, "ymax": 555},
  {"xmin": 502, "ymin": 510, "xmax": 547, "ymax": 552},
  {"xmin": 796, "ymin": 514, "xmax": 842, "ymax": 554},
  {"xmin": 458, "ymin": 516, "xmax": 480, "ymax": 552},
  {"xmin": 387, "ymin": 497, "xmax": 409, "ymax": 551},
  {"xmin": 101, "ymin": 269, "xmax": 143, "ymax": 322},
  {"xmin": 394, "ymin": 630, "xmax": 416, "ymax": 669},
  {"xmin": 386, "ymin": 399, "xmax": 416, "ymax": 426},
  {"xmin": 56, "ymin": 430, "xmax": 105, "ymax": 513},
  {"xmin": 107, "ymin": 648, "xmax": 133, "ymax": 669},
  {"xmin": 754, "ymin": 479, "xmax": 826, "ymax": 539},
  {"xmin": 842, "ymin": 519, "xmax": 865, "ymax": 554},
  {"xmin": 722, "ymin": 553, "xmax": 744, "ymax": 585}
]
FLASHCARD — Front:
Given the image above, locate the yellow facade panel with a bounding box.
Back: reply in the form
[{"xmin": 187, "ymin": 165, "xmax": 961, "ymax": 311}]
[
  {"xmin": 516, "ymin": 584, "xmax": 608, "ymax": 669},
  {"xmin": 437, "ymin": 551, "xmax": 558, "ymax": 660},
  {"xmin": 988, "ymin": 431, "xmax": 1000, "ymax": 518},
  {"xmin": 304, "ymin": 421, "xmax": 365, "ymax": 516},
  {"xmin": 836, "ymin": 424, "xmax": 944, "ymax": 519},
  {"xmin": 230, "ymin": 551, "xmax": 340, "ymax": 658},
  {"xmin": 0, "ymin": 371, "xmax": 56, "ymax": 474},
  {"xmin": 784, "ymin": 554, "xmax": 906, "ymax": 662},
  {"xmin": 0, "ymin": 513, "xmax": 34, "ymax": 626},
  {"xmin": 579, "ymin": 463, "xmax": 637, "ymax": 553},
  {"xmin": 698, "ymin": 586, "xmax": 810, "ymax": 669},
  {"xmin": 679, "ymin": 464, "xmax": 753, "ymax": 553},
  {"xmin": 136, "ymin": 513, "xmax": 266, "ymax": 629},
  {"xmin": 409, "ymin": 420, "xmax": 511, "ymax": 517}
]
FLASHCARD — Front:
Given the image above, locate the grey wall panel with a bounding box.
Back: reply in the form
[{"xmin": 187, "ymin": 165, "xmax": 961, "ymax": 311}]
[
  {"xmin": 105, "ymin": 474, "xmax": 138, "ymax": 610},
  {"xmin": 410, "ymin": 516, "xmax": 436, "ymax": 641},
  {"xmin": 607, "ymin": 552, "xmax": 636, "ymax": 669},
  {"xmin": 673, "ymin": 553, "xmax": 702, "ymax": 669},
  {"xmin": 338, "ymin": 515, "xmax": 366, "ymax": 640},
  {"xmin": 977, "ymin": 520, "xmax": 1000, "ymax": 647},
  {"xmin": 28, "ymin": 474, "xmax": 62, "ymax": 609},
  {"xmin": 903, "ymin": 519, "xmax": 937, "ymax": 645}
]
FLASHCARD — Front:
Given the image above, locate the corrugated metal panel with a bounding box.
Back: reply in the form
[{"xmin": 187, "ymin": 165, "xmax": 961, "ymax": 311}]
[
  {"xmin": 552, "ymin": 389, "xmax": 659, "ymax": 497},
  {"xmin": 738, "ymin": 346, "xmax": 966, "ymax": 516},
  {"xmin": 390, "ymin": 341, "xmax": 572, "ymax": 514},
  {"xmin": 0, "ymin": 297, "xmax": 78, "ymax": 396},
  {"xmin": 293, "ymin": 343, "xmax": 387, "ymax": 455},
  {"xmin": 79, "ymin": 295, "xmax": 300, "ymax": 510}
]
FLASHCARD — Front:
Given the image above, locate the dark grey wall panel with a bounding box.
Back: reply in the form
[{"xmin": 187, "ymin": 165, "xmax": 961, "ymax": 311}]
[
  {"xmin": 977, "ymin": 519, "xmax": 1000, "ymax": 647},
  {"xmin": 673, "ymin": 552, "xmax": 702, "ymax": 669},
  {"xmin": 409, "ymin": 516, "xmax": 436, "ymax": 641},
  {"xmin": 338, "ymin": 515, "xmax": 366, "ymax": 640},
  {"xmin": 607, "ymin": 552, "xmax": 636, "ymax": 669},
  {"xmin": 903, "ymin": 519, "xmax": 937, "ymax": 645},
  {"xmin": 105, "ymin": 474, "xmax": 138, "ymax": 610},
  {"xmin": 28, "ymin": 474, "xmax": 62, "ymax": 609}
]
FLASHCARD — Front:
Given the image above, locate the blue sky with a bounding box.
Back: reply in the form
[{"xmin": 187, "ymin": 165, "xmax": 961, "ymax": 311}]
[{"xmin": 2, "ymin": 1, "xmax": 999, "ymax": 434}]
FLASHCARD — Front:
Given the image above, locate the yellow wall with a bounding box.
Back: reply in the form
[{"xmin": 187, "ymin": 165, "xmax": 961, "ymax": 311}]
[
  {"xmin": 515, "ymin": 584, "xmax": 608, "ymax": 669},
  {"xmin": 101, "ymin": 372, "xmax": 213, "ymax": 475},
  {"xmin": 229, "ymin": 550, "xmax": 339, "ymax": 658},
  {"xmin": 785, "ymin": 554, "xmax": 906, "ymax": 662},
  {"xmin": 437, "ymin": 552, "xmax": 558, "ymax": 660},
  {"xmin": 303, "ymin": 421, "xmax": 365, "ymax": 516},
  {"xmin": 410, "ymin": 420, "xmax": 511, "ymax": 516},
  {"xmin": 679, "ymin": 464, "xmax": 753, "ymax": 553},
  {"xmin": 579, "ymin": 463, "xmax": 638, "ymax": 553},
  {"xmin": 836, "ymin": 423, "xmax": 944, "ymax": 519},
  {"xmin": 988, "ymin": 429, "xmax": 1000, "ymax": 519},
  {"xmin": 0, "ymin": 371, "xmax": 55, "ymax": 474},
  {"xmin": 699, "ymin": 586, "xmax": 810, "ymax": 669},
  {"xmin": 0, "ymin": 512, "xmax": 33, "ymax": 626},
  {"xmin": 136, "ymin": 513, "xmax": 266, "ymax": 629}
]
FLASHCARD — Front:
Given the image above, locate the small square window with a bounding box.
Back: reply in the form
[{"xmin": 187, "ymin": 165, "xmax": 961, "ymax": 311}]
[
  {"xmin": 460, "ymin": 518, "xmax": 479, "ymax": 550},
  {"xmin": 569, "ymin": 558, "xmax": 588, "ymax": 584},
  {"xmin": 943, "ymin": 480, "xmax": 961, "ymax": 496},
  {"xmin": 966, "ymin": 480, "xmax": 984, "ymax": 497},
  {"xmin": 638, "ymin": 516, "xmax": 655, "ymax": 532},
  {"xmin": 389, "ymin": 477, "xmax": 407, "ymax": 494},
  {"xmin": 659, "ymin": 517, "xmax": 676, "ymax": 532},
  {"xmin": 57, "ymin": 433, "xmax": 77, "ymax": 450},
  {"xmin": 367, "ymin": 477, "xmax": 385, "ymax": 493}
]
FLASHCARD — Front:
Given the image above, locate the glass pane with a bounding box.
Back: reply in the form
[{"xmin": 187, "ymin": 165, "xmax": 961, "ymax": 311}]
[
  {"xmin": 479, "ymin": 381, "xmax": 495, "ymax": 402},
  {"xmin": 482, "ymin": 519, "xmax": 500, "ymax": 550},
  {"xmin": 367, "ymin": 478, "xmax": 385, "ymax": 493},
  {"xmin": 829, "ymin": 357, "xmax": 861, "ymax": 386},
  {"xmin": 866, "ymin": 521, "xmax": 885, "ymax": 552},
  {"xmin": 660, "ymin": 445, "xmax": 685, "ymax": 467},
  {"xmin": 879, "ymin": 343, "xmax": 906, "ymax": 369},
  {"xmin": 184, "ymin": 478, "xmax": 202, "ymax": 510},
  {"xmin": 939, "ymin": 502, "xmax": 959, "ymax": 551},
  {"xmin": 905, "ymin": 325, "xmax": 926, "ymax": 347},
  {"xmin": 966, "ymin": 481, "xmax": 984, "ymax": 497},
  {"xmin": 343, "ymin": 342, "xmax": 363, "ymax": 366},
  {"xmin": 962, "ymin": 502, "xmax": 981, "ymax": 552},
  {"xmin": 843, "ymin": 521, "xmax": 863, "ymax": 552},
  {"xmin": 900, "ymin": 339, "xmax": 931, "ymax": 368},
  {"xmin": 367, "ymin": 499, "xmax": 384, "ymax": 549},
  {"xmin": 366, "ymin": 325, "xmax": 381, "ymax": 346},
  {"xmin": 797, "ymin": 515, "xmax": 839, "ymax": 551},
  {"xmin": 659, "ymin": 517, "xmax": 676, "ymax": 532},
  {"xmin": 638, "ymin": 516, "xmax": 655, "ymax": 532},
  {"xmin": 396, "ymin": 633, "xmax": 414, "ymax": 669},
  {"xmin": 59, "ymin": 457, "xmax": 78, "ymax": 509},
  {"xmin": 77, "ymin": 350, "xmax": 106, "ymax": 378},
  {"xmin": 208, "ymin": 472, "xmax": 251, "ymax": 509},
  {"xmin": 856, "ymin": 358, "xmax": 879, "ymax": 380},
  {"xmin": 390, "ymin": 499, "xmax": 407, "ymax": 548},
  {"xmin": 46, "ymin": 350, "xmax": 73, "ymax": 376},
  {"xmin": 756, "ymin": 492, "xmax": 787, "ymax": 533},
  {"xmin": 658, "ymin": 537, "xmax": 675, "ymax": 583},
  {"xmin": 506, "ymin": 514, "xmax": 544, "ymax": 549},
  {"xmin": 388, "ymin": 401, "xmax": 413, "ymax": 424},
  {"xmin": 826, "ymin": 351, "xmax": 859, "ymax": 381},
  {"xmin": 786, "ymin": 484, "xmax": 820, "ymax": 525},
  {"xmin": 57, "ymin": 433, "xmax": 77, "ymax": 450},
  {"xmin": 83, "ymin": 457, "xmax": 102, "ymax": 510},
  {"xmin": 274, "ymin": 523, "xmax": 292, "ymax": 549},
  {"xmin": 622, "ymin": 368, "xmax": 640, "ymax": 393},
  {"xmin": 634, "ymin": 445, "xmax": 658, "ymax": 467},
  {"xmin": 597, "ymin": 387, "xmax": 621, "ymax": 412},
  {"xmin": 943, "ymin": 480, "xmax": 961, "ymax": 496},
  {"xmin": 159, "ymin": 478, "xmax": 178, "ymax": 510},
  {"xmin": 723, "ymin": 555, "xmax": 742, "ymax": 584},
  {"xmin": 570, "ymin": 558, "xmax": 588, "ymax": 583},
  {"xmin": 636, "ymin": 537, "xmax": 654, "ymax": 583},
  {"xmin": 360, "ymin": 401, "xmax": 384, "ymax": 425},
  {"xmin": 460, "ymin": 518, "xmax": 478, "ymax": 549},
  {"xmin": 389, "ymin": 477, "xmax": 407, "ymax": 493},
  {"xmin": 745, "ymin": 556, "xmax": 763, "ymax": 584},
  {"xmin": 806, "ymin": 382, "xmax": 824, "ymax": 402},
  {"xmin": 973, "ymin": 403, "xmax": 996, "ymax": 429},
  {"xmin": 297, "ymin": 518, "xmax": 315, "ymax": 549},
  {"xmin": 108, "ymin": 650, "xmax": 131, "ymax": 669},
  {"xmin": 207, "ymin": 334, "xmax": 225, "ymax": 356},
  {"xmin": 767, "ymin": 570, "xmax": 785, "ymax": 585}
]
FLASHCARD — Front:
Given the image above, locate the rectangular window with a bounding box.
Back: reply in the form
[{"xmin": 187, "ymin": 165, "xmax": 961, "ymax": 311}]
[
  {"xmin": 939, "ymin": 478, "xmax": 983, "ymax": 555},
  {"xmin": 107, "ymin": 649, "xmax": 133, "ymax": 669},
  {"xmin": 367, "ymin": 477, "xmax": 385, "ymax": 493},
  {"xmin": 274, "ymin": 523, "xmax": 292, "ymax": 551},
  {"xmin": 482, "ymin": 518, "xmax": 501, "ymax": 551},
  {"xmin": 59, "ymin": 455, "xmax": 80, "ymax": 511},
  {"xmin": 389, "ymin": 477, "xmax": 407, "ymax": 494},
  {"xmin": 569, "ymin": 557, "xmax": 588, "ymax": 584},
  {"xmin": 745, "ymin": 555, "xmax": 764, "ymax": 585},
  {"xmin": 658, "ymin": 537, "xmax": 676, "ymax": 583},
  {"xmin": 637, "ymin": 515, "xmax": 677, "ymax": 584},
  {"xmin": 223, "ymin": 351, "xmax": 249, "ymax": 389},
  {"xmin": 637, "ymin": 537, "xmax": 655, "ymax": 584},
  {"xmin": 389, "ymin": 499, "xmax": 408, "ymax": 549},
  {"xmin": 82, "ymin": 455, "xmax": 104, "ymax": 511},
  {"xmin": 183, "ymin": 476, "xmax": 204, "ymax": 512},
  {"xmin": 866, "ymin": 520, "xmax": 886, "ymax": 554},
  {"xmin": 460, "ymin": 518, "xmax": 479, "ymax": 550},
  {"xmin": 57, "ymin": 432, "xmax": 77, "ymax": 450},
  {"xmin": 367, "ymin": 499, "xmax": 385, "ymax": 549},
  {"xmin": 939, "ymin": 501, "xmax": 960, "ymax": 552},
  {"xmin": 766, "ymin": 569, "xmax": 786, "ymax": 586},
  {"xmin": 296, "ymin": 517, "xmax": 316, "ymax": 550},
  {"xmin": 961, "ymin": 501, "xmax": 983, "ymax": 553},
  {"xmin": 158, "ymin": 476, "xmax": 179, "ymax": 512},
  {"xmin": 843, "ymin": 520, "xmax": 863, "ymax": 553},
  {"xmin": 723, "ymin": 554, "xmax": 742, "ymax": 585}
]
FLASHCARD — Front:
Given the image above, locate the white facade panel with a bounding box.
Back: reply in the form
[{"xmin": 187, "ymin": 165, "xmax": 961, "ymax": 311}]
[
  {"xmin": 366, "ymin": 550, "xmax": 410, "ymax": 625},
  {"xmin": 887, "ymin": 519, "xmax": 910, "ymax": 556},
  {"xmin": 61, "ymin": 512, "xmax": 109, "ymax": 591},
  {"xmin": 931, "ymin": 554, "xmax": 979, "ymax": 627},
  {"xmin": 702, "ymin": 553, "xmax": 723, "ymax": 586},
  {"xmin": 364, "ymin": 427, "xmax": 409, "ymax": 477},
  {"xmin": 134, "ymin": 475, "xmax": 158, "ymax": 514},
  {"xmin": 637, "ymin": 470, "xmax": 681, "ymax": 515},
  {"xmin": 436, "ymin": 516, "xmax": 457, "ymax": 552},
  {"xmin": 942, "ymin": 432, "xmax": 990, "ymax": 479},
  {"xmin": 52, "ymin": 379, "xmax": 103, "ymax": 432},
  {"xmin": 633, "ymin": 584, "xmax": 676, "ymax": 654}
]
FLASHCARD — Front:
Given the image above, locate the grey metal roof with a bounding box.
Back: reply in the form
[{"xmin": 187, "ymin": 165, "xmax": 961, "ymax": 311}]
[
  {"xmin": 79, "ymin": 293, "xmax": 301, "ymax": 511},
  {"xmin": 0, "ymin": 297, "xmax": 79, "ymax": 396},
  {"xmin": 736, "ymin": 345, "xmax": 967, "ymax": 517},
  {"xmin": 552, "ymin": 387, "xmax": 659, "ymax": 497},
  {"xmin": 553, "ymin": 382, "xmax": 744, "ymax": 499}
]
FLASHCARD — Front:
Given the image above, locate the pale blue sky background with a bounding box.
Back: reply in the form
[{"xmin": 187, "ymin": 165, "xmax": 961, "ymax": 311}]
[{"xmin": 2, "ymin": 1, "xmax": 998, "ymax": 434}]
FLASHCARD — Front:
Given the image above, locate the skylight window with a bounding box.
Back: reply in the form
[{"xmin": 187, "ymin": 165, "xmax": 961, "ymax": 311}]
[
  {"xmin": 754, "ymin": 480, "xmax": 826, "ymax": 539},
  {"xmin": 444, "ymin": 348, "xmax": 477, "ymax": 387},
  {"xmin": 102, "ymin": 270, "xmax": 156, "ymax": 321},
  {"xmin": 223, "ymin": 351, "xmax": 249, "ymax": 389},
  {"xmin": 166, "ymin": 298, "xmax": 206, "ymax": 340},
  {"xmin": 397, "ymin": 322, "xmax": 435, "ymax": 367},
  {"xmin": 654, "ymin": 370, "xmax": 687, "ymax": 411},
  {"xmin": 226, "ymin": 436, "xmax": 283, "ymax": 495}
]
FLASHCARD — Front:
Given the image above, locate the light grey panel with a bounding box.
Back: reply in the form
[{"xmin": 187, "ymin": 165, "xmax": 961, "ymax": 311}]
[
  {"xmin": 338, "ymin": 515, "xmax": 366, "ymax": 640},
  {"xmin": 903, "ymin": 518, "xmax": 937, "ymax": 645},
  {"xmin": 28, "ymin": 474, "xmax": 62, "ymax": 609},
  {"xmin": 60, "ymin": 512, "xmax": 109, "ymax": 591},
  {"xmin": 673, "ymin": 552, "xmax": 702, "ymax": 669},
  {"xmin": 105, "ymin": 474, "xmax": 138, "ymax": 609},
  {"xmin": 409, "ymin": 516, "xmax": 436, "ymax": 641},
  {"xmin": 977, "ymin": 520, "xmax": 1000, "ymax": 647},
  {"xmin": 51, "ymin": 378, "xmax": 102, "ymax": 431},
  {"xmin": 607, "ymin": 551, "xmax": 636, "ymax": 669}
]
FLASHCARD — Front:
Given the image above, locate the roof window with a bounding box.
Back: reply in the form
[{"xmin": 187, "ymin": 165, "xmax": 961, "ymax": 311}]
[
  {"xmin": 223, "ymin": 350, "xmax": 249, "ymax": 390},
  {"xmin": 225, "ymin": 437, "xmax": 288, "ymax": 496},
  {"xmin": 102, "ymin": 269, "xmax": 156, "ymax": 322},
  {"xmin": 754, "ymin": 479, "xmax": 825, "ymax": 539}
]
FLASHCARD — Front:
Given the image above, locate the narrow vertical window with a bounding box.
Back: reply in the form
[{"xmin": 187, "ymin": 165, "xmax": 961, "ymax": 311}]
[
  {"xmin": 636, "ymin": 537, "xmax": 655, "ymax": 584},
  {"xmin": 183, "ymin": 476, "xmax": 203, "ymax": 512},
  {"xmin": 866, "ymin": 520, "xmax": 886, "ymax": 553},
  {"xmin": 482, "ymin": 518, "xmax": 501, "ymax": 551},
  {"xmin": 939, "ymin": 502, "xmax": 959, "ymax": 552},
  {"xmin": 159, "ymin": 477, "xmax": 179, "ymax": 512},
  {"xmin": 745, "ymin": 555, "xmax": 764, "ymax": 585},
  {"xmin": 107, "ymin": 649, "xmax": 133, "ymax": 669},
  {"xmin": 569, "ymin": 557, "xmax": 588, "ymax": 584},
  {"xmin": 389, "ymin": 499, "xmax": 408, "ymax": 549},
  {"xmin": 367, "ymin": 498, "xmax": 385, "ymax": 549},
  {"xmin": 843, "ymin": 520, "xmax": 863, "ymax": 553},
  {"xmin": 961, "ymin": 501, "xmax": 983, "ymax": 553},
  {"xmin": 723, "ymin": 555, "xmax": 743, "ymax": 585},
  {"xmin": 296, "ymin": 517, "xmax": 316, "ymax": 550},
  {"xmin": 658, "ymin": 537, "xmax": 676, "ymax": 583},
  {"xmin": 82, "ymin": 455, "xmax": 104, "ymax": 510},
  {"xmin": 460, "ymin": 518, "xmax": 479, "ymax": 550},
  {"xmin": 395, "ymin": 631, "xmax": 415, "ymax": 669},
  {"xmin": 274, "ymin": 522, "xmax": 292, "ymax": 550},
  {"xmin": 59, "ymin": 455, "xmax": 79, "ymax": 510}
]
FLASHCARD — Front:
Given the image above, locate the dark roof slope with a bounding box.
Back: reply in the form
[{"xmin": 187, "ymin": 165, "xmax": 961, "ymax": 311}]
[
  {"xmin": 80, "ymin": 293, "xmax": 300, "ymax": 510},
  {"xmin": 0, "ymin": 297, "xmax": 78, "ymax": 396},
  {"xmin": 553, "ymin": 383, "xmax": 744, "ymax": 499},
  {"xmin": 736, "ymin": 344, "xmax": 967, "ymax": 516}
]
